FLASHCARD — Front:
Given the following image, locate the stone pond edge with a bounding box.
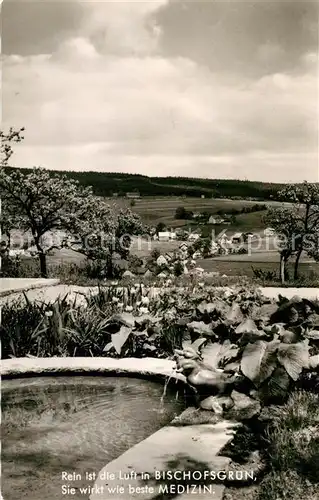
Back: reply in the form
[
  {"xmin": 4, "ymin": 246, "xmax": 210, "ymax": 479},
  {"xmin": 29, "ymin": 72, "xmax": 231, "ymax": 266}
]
[{"xmin": 1, "ymin": 357, "xmax": 237, "ymax": 500}]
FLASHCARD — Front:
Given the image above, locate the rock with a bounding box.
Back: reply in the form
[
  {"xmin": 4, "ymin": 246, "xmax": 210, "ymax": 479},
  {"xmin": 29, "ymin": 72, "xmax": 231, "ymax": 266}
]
[
  {"xmin": 156, "ymin": 255, "xmax": 168, "ymax": 267},
  {"xmin": 170, "ymin": 407, "xmax": 221, "ymax": 426},
  {"xmin": 227, "ymin": 390, "xmax": 261, "ymax": 420},
  {"xmin": 200, "ymin": 395, "xmax": 234, "ymax": 413}
]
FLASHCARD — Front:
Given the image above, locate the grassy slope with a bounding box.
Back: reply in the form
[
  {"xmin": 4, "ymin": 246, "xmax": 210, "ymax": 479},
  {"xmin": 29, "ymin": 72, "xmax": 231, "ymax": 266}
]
[{"xmin": 113, "ymin": 196, "xmax": 287, "ymax": 228}]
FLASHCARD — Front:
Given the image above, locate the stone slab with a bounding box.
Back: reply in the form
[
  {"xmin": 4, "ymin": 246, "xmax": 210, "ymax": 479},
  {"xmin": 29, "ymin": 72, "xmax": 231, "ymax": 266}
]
[
  {"xmin": 90, "ymin": 421, "xmax": 236, "ymax": 500},
  {"xmin": 0, "ymin": 278, "xmax": 60, "ymax": 297},
  {"xmin": 0, "ymin": 357, "xmax": 186, "ymax": 384}
]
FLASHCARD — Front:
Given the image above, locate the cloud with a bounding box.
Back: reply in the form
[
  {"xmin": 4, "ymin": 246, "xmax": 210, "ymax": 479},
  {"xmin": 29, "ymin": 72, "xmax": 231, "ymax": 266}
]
[{"xmin": 2, "ymin": 0, "xmax": 318, "ymax": 182}]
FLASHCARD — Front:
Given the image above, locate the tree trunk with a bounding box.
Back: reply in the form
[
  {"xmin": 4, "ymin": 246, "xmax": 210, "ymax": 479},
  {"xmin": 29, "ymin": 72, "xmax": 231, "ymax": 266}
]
[
  {"xmin": 280, "ymin": 255, "xmax": 285, "ymax": 284},
  {"xmin": 294, "ymin": 248, "xmax": 303, "ymax": 280},
  {"xmin": 38, "ymin": 252, "xmax": 47, "ymax": 278}
]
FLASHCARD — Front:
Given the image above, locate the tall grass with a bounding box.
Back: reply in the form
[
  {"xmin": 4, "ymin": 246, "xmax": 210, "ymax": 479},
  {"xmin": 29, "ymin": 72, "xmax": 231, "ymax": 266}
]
[{"xmin": 258, "ymin": 391, "xmax": 319, "ymax": 500}]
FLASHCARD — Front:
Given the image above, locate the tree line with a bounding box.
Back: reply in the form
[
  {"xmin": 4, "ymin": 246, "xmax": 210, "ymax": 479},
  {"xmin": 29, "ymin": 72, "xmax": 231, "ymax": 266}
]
[{"xmin": 3, "ymin": 167, "xmax": 283, "ymax": 200}]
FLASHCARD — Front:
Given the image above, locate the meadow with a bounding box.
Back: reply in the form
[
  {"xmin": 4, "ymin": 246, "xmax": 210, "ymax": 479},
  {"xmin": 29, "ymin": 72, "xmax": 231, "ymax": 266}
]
[
  {"xmin": 3, "ymin": 196, "xmax": 318, "ymax": 286},
  {"xmin": 111, "ymin": 196, "xmax": 289, "ymax": 228}
]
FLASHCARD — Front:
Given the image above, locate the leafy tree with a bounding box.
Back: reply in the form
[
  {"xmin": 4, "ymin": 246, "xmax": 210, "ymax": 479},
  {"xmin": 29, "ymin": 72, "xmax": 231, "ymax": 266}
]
[
  {"xmin": 1, "ymin": 130, "xmax": 144, "ymax": 278},
  {"xmin": 0, "ymin": 167, "xmax": 97, "ymax": 277},
  {"xmin": 173, "ymin": 260, "xmax": 184, "ymax": 277},
  {"xmin": 156, "ymin": 222, "xmax": 166, "ymax": 233},
  {"xmin": 1, "ymin": 127, "xmax": 24, "ymax": 166},
  {"xmin": 265, "ymin": 182, "xmax": 319, "ymax": 282},
  {"xmin": 265, "ymin": 207, "xmax": 302, "ymax": 283},
  {"xmin": 175, "ymin": 206, "xmax": 188, "ymax": 219},
  {"xmin": 0, "ymin": 168, "xmax": 144, "ymax": 278},
  {"xmin": 67, "ymin": 200, "xmax": 144, "ymax": 278}
]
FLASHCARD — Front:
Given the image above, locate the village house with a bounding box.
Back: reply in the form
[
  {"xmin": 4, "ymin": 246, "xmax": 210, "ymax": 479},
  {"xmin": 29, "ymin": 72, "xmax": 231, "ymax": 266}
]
[
  {"xmin": 188, "ymin": 233, "xmax": 201, "ymax": 242},
  {"xmin": 232, "ymin": 232, "xmax": 244, "ymax": 243},
  {"xmin": 158, "ymin": 231, "xmax": 177, "ymax": 241},
  {"xmin": 164, "ymin": 252, "xmax": 175, "ymax": 262},
  {"xmin": 208, "ymin": 216, "xmax": 225, "ymax": 224},
  {"xmin": 126, "ymin": 192, "xmax": 140, "ymax": 199},
  {"xmin": 264, "ymin": 227, "xmax": 276, "ymax": 236}
]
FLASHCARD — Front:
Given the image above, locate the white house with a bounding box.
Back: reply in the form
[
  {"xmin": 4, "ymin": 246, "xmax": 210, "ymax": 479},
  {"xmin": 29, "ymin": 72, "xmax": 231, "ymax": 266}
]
[
  {"xmin": 264, "ymin": 227, "xmax": 276, "ymax": 236},
  {"xmin": 232, "ymin": 232, "xmax": 244, "ymax": 243},
  {"xmin": 188, "ymin": 233, "xmax": 200, "ymax": 242},
  {"xmin": 158, "ymin": 231, "xmax": 176, "ymax": 241},
  {"xmin": 192, "ymin": 251, "xmax": 202, "ymax": 259},
  {"xmin": 208, "ymin": 216, "xmax": 225, "ymax": 224}
]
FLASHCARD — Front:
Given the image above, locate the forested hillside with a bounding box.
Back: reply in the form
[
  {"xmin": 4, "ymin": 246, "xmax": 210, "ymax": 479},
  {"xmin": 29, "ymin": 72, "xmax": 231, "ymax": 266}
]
[{"xmin": 4, "ymin": 167, "xmax": 285, "ymax": 199}]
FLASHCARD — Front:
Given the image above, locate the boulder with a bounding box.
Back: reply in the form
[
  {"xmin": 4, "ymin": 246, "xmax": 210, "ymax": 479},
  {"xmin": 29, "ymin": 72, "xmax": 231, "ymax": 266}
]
[
  {"xmin": 227, "ymin": 390, "xmax": 261, "ymax": 420},
  {"xmin": 200, "ymin": 395, "xmax": 234, "ymax": 413},
  {"xmin": 171, "ymin": 407, "xmax": 221, "ymax": 426}
]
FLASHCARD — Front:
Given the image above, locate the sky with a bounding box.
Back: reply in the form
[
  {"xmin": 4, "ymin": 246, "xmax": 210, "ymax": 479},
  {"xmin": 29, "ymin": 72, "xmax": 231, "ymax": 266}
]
[{"xmin": 2, "ymin": 0, "xmax": 319, "ymax": 182}]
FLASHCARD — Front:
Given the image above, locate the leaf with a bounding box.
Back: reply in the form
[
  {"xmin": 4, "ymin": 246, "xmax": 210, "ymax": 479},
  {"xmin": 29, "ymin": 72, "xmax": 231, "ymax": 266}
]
[
  {"xmin": 225, "ymin": 303, "xmax": 244, "ymax": 325},
  {"xmin": 197, "ymin": 300, "xmax": 230, "ymax": 318},
  {"xmin": 309, "ymin": 355, "xmax": 319, "ymax": 370},
  {"xmin": 110, "ymin": 312, "xmax": 135, "ymax": 327},
  {"xmin": 201, "ymin": 341, "xmax": 224, "ymax": 370},
  {"xmin": 241, "ymin": 340, "xmax": 280, "ymax": 386},
  {"xmin": 305, "ymin": 330, "xmax": 319, "ymax": 341},
  {"xmin": 218, "ymin": 341, "xmax": 239, "ymax": 364},
  {"xmin": 277, "ymin": 342, "xmax": 310, "ymax": 380},
  {"xmin": 182, "ymin": 337, "xmax": 207, "ymax": 352},
  {"xmin": 111, "ymin": 326, "xmax": 131, "ymax": 355},
  {"xmin": 187, "ymin": 321, "xmax": 214, "ymax": 336},
  {"xmin": 259, "ymin": 366, "xmax": 290, "ymax": 404},
  {"xmin": 235, "ymin": 319, "xmax": 258, "ymax": 335},
  {"xmin": 103, "ymin": 342, "xmax": 114, "ymax": 353},
  {"xmin": 135, "ymin": 314, "xmax": 161, "ymax": 326}
]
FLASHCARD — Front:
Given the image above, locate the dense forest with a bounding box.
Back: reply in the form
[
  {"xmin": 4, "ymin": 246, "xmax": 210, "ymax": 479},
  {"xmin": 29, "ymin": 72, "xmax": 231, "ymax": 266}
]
[{"xmin": 4, "ymin": 167, "xmax": 285, "ymax": 200}]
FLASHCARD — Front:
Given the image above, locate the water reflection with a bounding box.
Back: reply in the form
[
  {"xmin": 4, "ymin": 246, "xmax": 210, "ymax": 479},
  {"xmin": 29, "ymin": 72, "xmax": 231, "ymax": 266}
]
[{"xmin": 2, "ymin": 376, "xmax": 184, "ymax": 500}]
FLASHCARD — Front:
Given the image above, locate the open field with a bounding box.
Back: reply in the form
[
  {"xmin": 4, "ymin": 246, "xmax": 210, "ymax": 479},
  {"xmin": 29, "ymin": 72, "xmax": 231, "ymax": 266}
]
[
  {"xmin": 111, "ymin": 196, "xmax": 290, "ymax": 228},
  {"xmin": 196, "ymin": 259, "xmax": 319, "ymax": 279},
  {"xmin": 4, "ymin": 197, "xmax": 318, "ymax": 284}
]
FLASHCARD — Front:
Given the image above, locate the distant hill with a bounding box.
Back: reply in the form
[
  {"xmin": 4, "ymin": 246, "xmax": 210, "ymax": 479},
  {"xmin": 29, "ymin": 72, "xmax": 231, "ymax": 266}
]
[{"xmin": 4, "ymin": 167, "xmax": 285, "ymax": 200}]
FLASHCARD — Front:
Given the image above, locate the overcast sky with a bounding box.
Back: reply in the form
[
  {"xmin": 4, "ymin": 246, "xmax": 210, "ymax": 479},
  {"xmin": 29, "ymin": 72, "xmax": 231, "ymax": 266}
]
[{"xmin": 2, "ymin": 0, "xmax": 319, "ymax": 182}]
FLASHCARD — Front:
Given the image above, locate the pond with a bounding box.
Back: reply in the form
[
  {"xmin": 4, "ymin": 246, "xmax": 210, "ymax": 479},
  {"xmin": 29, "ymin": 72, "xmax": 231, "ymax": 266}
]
[{"xmin": 1, "ymin": 376, "xmax": 185, "ymax": 500}]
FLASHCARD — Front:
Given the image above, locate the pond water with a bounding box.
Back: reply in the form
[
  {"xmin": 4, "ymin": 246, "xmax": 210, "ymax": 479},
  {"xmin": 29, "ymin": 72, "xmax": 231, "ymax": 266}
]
[{"xmin": 1, "ymin": 376, "xmax": 185, "ymax": 500}]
